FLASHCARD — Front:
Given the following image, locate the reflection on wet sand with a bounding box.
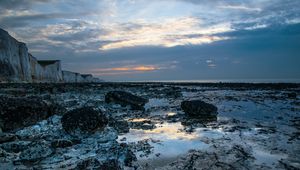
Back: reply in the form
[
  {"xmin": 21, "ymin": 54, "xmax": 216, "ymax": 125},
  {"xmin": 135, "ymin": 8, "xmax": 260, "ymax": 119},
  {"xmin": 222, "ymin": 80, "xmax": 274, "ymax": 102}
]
[{"xmin": 118, "ymin": 117, "xmax": 224, "ymax": 168}]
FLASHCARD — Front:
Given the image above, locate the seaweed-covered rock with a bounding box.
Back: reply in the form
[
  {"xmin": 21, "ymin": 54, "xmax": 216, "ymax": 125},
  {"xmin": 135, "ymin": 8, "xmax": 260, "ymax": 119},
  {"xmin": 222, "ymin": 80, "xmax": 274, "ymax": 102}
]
[
  {"xmin": 51, "ymin": 139, "xmax": 73, "ymax": 148},
  {"xmin": 181, "ymin": 100, "xmax": 218, "ymax": 117},
  {"xmin": 19, "ymin": 141, "xmax": 53, "ymax": 162},
  {"xmin": 105, "ymin": 91, "xmax": 148, "ymax": 110},
  {"xmin": 0, "ymin": 96, "xmax": 59, "ymax": 132},
  {"xmin": 0, "ymin": 141, "xmax": 31, "ymax": 153},
  {"xmin": 61, "ymin": 107, "xmax": 108, "ymax": 136},
  {"xmin": 0, "ymin": 133, "xmax": 17, "ymax": 144},
  {"xmin": 73, "ymin": 158, "xmax": 121, "ymax": 170}
]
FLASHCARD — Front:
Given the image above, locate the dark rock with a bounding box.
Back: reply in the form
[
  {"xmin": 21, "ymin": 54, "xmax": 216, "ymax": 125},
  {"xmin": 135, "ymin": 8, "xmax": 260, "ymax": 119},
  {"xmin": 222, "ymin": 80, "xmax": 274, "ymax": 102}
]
[
  {"xmin": 181, "ymin": 100, "xmax": 218, "ymax": 117},
  {"xmin": 129, "ymin": 120, "xmax": 156, "ymax": 130},
  {"xmin": 0, "ymin": 141, "xmax": 31, "ymax": 153},
  {"xmin": 105, "ymin": 91, "xmax": 148, "ymax": 110},
  {"xmin": 61, "ymin": 107, "xmax": 108, "ymax": 136},
  {"xmin": 100, "ymin": 159, "xmax": 122, "ymax": 170},
  {"xmin": 19, "ymin": 141, "xmax": 53, "ymax": 162},
  {"xmin": 0, "ymin": 96, "xmax": 59, "ymax": 132},
  {"xmin": 286, "ymin": 92, "xmax": 297, "ymax": 99},
  {"xmin": 51, "ymin": 139, "xmax": 73, "ymax": 148},
  {"xmin": 0, "ymin": 148, "xmax": 8, "ymax": 157},
  {"xmin": 123, "ymin": 147, "xmax": 136, "ymax": 167},
  {"xmin": 74, "ymin": 158, "xmax": 121, "ymax": 170},
  {"xmin": 108, "ymin": 120, "xmax": 130, "ymax": 134},
  {"xmin": 0, "ymin": 133, "xmax": 17, "ymax": 144}
]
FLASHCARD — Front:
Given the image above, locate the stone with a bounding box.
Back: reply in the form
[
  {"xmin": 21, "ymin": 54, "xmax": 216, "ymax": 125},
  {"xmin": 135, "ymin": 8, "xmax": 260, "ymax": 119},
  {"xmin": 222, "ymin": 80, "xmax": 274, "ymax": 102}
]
[
  {"xmin": 0, "ymin": 96, "xmax": 59, "ymax": 132},
  {"xmin": 61, "ymin": 107, "xmax": 108, "ymax": 136},
  {"xmin": 19, "ymin": 141, "xmax": 53, "ymax": 162},
  {"xmin": 108, "ymin": 120, "xmax": 129, "ymax": 134},
  {"xmin": 181, "ymin": 100, "xmax": 218, "ymax": 117},
  {"xmin": 0, "ymin": 133, "xmax": 17, "ymax": 144},
  {"xmin": 51, "ymin": 139, "xmax": 73, "ymax": 148},
  {"xmin": 73, "ymin": 158, "xmax": 121, "ymax": 170},
  {"xmin": 0, "ymin": 141, "xmax": 31, "ymax": 153},
  {"xmin": 105, "ymin": 91, "xmax": 148, "ymax": 110}
]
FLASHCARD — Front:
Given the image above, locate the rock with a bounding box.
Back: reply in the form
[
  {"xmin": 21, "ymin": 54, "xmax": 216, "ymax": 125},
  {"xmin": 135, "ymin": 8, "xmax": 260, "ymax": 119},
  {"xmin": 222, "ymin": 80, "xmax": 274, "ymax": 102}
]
[
  {"xmin": 0, "ymin": 96, "xmax": 59, "ymax": 132},
  {"xmin": 108, "ymin": 120, "xmax": 130, "ymax": 134},
  {"xmin": 19, "ymin": 141, "xmax": 53, "ymax": 162},
  {"xmin": 51, "ymin": 139, "xmax": 73, "ymax": 148},
  {"xmin": 61, "ymin": 107, "xmax": 108, "ymax": 136},
  {"xmin": 73, "ymin": 158, "xmax": 121, "ymax": 170},
  {"xmin": 286, "ymin": 92, "xmax": 297, "ymax": 99},
  {"xmin": 0, "ymin": 133, "xmax": 17, "ymax": 144},
  {"xmin": 0, "ymin": 148, "xmax": 8, "ymax": 157},
  {"xmin": 0, "ymin": 141, "xmax": 31, "ymax": 153},
  {"xmin": 105, "ymin": 91, "xmax": 148, "ymax": 110},
  {"xmin": 181, "ymin": 100, "xmax": 218, "ymax": 117}
]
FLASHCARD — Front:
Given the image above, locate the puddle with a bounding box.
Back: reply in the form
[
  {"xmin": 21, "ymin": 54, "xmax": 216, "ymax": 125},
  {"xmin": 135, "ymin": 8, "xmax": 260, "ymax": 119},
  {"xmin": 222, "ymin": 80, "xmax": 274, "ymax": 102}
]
[{"xmin": 118, "ymin": 119, "xmax": 224, "ymax": 168}]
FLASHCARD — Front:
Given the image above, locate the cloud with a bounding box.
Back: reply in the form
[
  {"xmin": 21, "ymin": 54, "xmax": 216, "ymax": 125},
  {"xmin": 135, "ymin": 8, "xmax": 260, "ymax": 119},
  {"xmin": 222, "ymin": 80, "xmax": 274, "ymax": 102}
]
[
  {"xmin": 86, "ymin": 60, "xmax": 178, "ymax": 76},
  {"xmin": 89, "ymin": 65, "xmax": 161, "ymax": 76},
  {"xmin": 0, "ymin": 12, "xmax": 76, "ymax": 28},
  {"xmin": 218, "ymin": 5, "xmax": 262, "ymax": 12},
  {"xmin": 0, "ymin": 0, "xmax": 53, "ymax": 10},
  {"xmin": 98, "ymin": 17, "xmax": 233, "ymax": 50}
]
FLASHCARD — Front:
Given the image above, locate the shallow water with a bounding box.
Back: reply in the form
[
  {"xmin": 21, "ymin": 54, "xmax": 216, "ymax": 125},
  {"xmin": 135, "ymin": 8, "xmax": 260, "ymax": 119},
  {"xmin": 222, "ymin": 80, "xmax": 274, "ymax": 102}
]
[
  {"xmin": 118, "ymin": 120, "xmax": 219, "ymax": 168},
  {"xmin": 117, "ymin": 88, "xmax": 299, "ymax": 169}
]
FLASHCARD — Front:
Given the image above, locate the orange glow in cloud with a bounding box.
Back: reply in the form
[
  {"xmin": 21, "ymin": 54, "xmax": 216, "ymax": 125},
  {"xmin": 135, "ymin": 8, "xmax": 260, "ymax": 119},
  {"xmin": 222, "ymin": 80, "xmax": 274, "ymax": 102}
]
[
  {"xmin": 111, "ymin": 66, "xmax": 157, "ymax": 71},
  {"xmin": 90, "ymin": 65, "xmax": 160, "ymax": 76}
]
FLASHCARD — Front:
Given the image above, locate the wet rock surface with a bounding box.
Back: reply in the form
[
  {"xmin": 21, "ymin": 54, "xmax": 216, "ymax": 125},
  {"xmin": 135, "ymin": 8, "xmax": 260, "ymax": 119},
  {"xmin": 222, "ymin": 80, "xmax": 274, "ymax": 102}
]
[
  {"xmin": 61, "ymin": 107, "xmax": 108, "ymax": 136},
  {"xmin": 0, "ymin": 133, "xmax": 17, "ymax": 144},
  {"xmin": 181, "ymin": 100, "xmax": 218, "ymax": 118},
  {"xmin": 19, "ymin": 140, "xmax": 53, "ymax": 162},
  {"xmin": 0, "ymin": 82, "xmax": 299, "ymax": 169},
  {"xmin": 105, "ymin": 91, "xmax": 149, "ymax": 110},
  {"xmin": 0, "ymin": 96, "xmax": 59, "ymax": 132}
]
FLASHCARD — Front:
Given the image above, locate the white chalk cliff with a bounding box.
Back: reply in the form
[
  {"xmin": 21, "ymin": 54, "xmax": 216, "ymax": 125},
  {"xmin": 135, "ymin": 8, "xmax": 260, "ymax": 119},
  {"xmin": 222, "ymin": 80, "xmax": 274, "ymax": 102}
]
[{"xmin": 0, "ymin": 28, "xmax": 101, "ymax": 83}]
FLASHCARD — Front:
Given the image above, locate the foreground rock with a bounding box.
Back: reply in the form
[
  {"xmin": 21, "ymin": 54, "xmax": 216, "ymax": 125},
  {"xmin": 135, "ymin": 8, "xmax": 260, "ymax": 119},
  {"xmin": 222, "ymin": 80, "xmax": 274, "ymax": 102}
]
[
  {"xmin": 19, "ymin": 141, "xmax": 53, "ymax": 162},
  {"xmin": 105, "ymin": 91, "xmax": 148, "ymax": 110},
  {"xmin": 0, "ymin": 133, "xmax": 17, "ymax": 144},
  {"xmin": 181, "ymin": 100, "xmax": 218, "ymax": 118},
  {"xmin": 61, "ymin": 107, "xmax": 108, "ymax": 136},
  {"xmin": 0, "ymin": 96, "xmax": 58, "ymax": 132}
]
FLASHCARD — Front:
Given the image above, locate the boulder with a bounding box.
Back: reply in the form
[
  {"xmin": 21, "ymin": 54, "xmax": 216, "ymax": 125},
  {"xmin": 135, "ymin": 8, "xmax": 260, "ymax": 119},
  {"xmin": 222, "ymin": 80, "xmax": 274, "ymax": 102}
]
[
  {"xmin": 0, "ymin": 96, "xmax": 59, "ymax": 132},
  {"xmin": 105, "ymin": 91, "xmax": 148, "ymax": 110},
  {"xmin": 61, "ymin": 107, "xmax": 108, "ymax": 136},
  {"xmin": 181, "ymin": 100, "xmax": 218, "ymax": 118}
]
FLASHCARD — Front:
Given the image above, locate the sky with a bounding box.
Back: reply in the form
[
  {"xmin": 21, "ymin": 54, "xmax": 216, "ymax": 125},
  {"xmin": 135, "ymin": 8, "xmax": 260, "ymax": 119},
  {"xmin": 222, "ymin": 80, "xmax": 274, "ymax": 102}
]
[{"xmin": 0, "ymin": 0, "xmax": 300, "ymax": 81}]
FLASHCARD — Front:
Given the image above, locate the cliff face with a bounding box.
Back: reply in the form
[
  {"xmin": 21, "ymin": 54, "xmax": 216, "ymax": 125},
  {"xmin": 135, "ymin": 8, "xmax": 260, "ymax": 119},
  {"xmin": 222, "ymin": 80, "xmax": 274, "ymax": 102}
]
[
  {"xmin": 0, "ymin": 29, "xmax": 32, "ymax": 82},
  {"xmin": 38, "ymin": 60, "xmax": 63, "ymax": 82},
  {"xmin": 62, "ymin": 71, "xmax": 102, "ymax": 83},
  {"xmin": 0, "ymin": 28, "xmax": 101, "ymax": 83}
]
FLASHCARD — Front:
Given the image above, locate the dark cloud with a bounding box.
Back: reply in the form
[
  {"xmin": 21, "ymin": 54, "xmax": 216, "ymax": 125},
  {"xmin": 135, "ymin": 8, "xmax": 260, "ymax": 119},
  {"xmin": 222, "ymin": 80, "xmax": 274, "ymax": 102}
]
[
  {"xmin": 0, "ymin": 0, "xmax": 53, "ymax": 10},
  {"xmin": 0, "ymin": 13, "xmax": 73, "ymax": 28}
]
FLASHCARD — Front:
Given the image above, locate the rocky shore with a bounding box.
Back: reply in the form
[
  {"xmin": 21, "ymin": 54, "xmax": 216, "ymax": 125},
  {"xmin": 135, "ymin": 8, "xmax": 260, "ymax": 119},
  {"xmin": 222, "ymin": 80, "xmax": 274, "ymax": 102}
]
[{"xmin": 0, "ymin": 82, "xmax": 299, "ymax": 169}]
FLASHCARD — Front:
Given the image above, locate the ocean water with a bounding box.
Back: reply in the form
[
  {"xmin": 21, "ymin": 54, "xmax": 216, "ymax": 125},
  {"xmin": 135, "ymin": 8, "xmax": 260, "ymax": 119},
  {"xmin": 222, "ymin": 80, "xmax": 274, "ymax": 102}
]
[{"xmin": 115, "ymin": 79, "xmax": 300, "ymax": 83}]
